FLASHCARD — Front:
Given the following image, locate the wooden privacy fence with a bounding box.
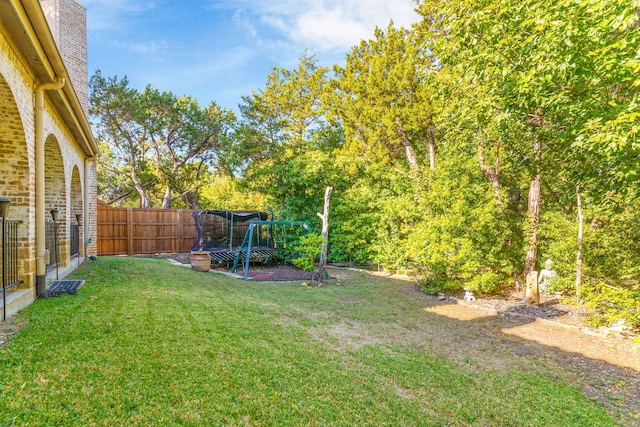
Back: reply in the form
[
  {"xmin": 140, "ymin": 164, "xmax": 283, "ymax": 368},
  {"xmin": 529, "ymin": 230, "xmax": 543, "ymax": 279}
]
[{"xmin": 97, "ymin": 203, "xmax": 197, "ymax": 255}]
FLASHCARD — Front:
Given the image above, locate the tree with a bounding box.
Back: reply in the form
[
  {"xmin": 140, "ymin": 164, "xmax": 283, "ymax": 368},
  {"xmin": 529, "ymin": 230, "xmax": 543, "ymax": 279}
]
[
  {"xmin": 236, "ymin": 53, "xmax": 332, "ymax": 159},
  {"xmin": 330, "ymin": 24, "xmax": 437, "ymax": 175},
  {"xmin": 90, "ymin": 71, "xmax": 236, "ymax": 208},
  {"xmin": 418, "ymin": 0, "xmax": 640, "ymax": 278},
  {"xmin": 90, "ymin": 71, "xmax": 153, "ymax": 208},
  {"xmin": 235, "ymin": 53, "xmax": 341, "ymax": 218},
  {"xmin": 140, "ymin": 87, "xmax": 236, "ymax": 208},
  {"xmin": 95, "ymin": 140, "xmax": 152, "ymax": 207}
]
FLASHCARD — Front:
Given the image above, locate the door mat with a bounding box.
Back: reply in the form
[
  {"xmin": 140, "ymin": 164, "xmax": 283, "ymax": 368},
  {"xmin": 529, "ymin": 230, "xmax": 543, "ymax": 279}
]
[{"xmin": 46, "ymin": 280, "xmax": 85, "ymax": 297}]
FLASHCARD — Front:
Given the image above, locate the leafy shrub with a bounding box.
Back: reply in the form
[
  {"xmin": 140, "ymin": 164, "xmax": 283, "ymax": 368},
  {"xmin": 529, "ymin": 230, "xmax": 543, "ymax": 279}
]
[
  {"xmin": 328, "ymin": 183, "xmax": 381, "ymax": 265},
  {"xmin": 407, "ymin": 158, "xmax": 521, "ymax": 295},
  {"xmin": 537, "ymin": 210, "xmax": 578, "ymax": 291},
  {"xmin": 539, "ymin": 202, "xmax": 640, "ymax": 340},
  {"xmin": 291, "ymin": 233, "xmax": 324, "ymax": 271},
  {"xmin": 582, "ymin": 280, "xmax": 640, "ymax": 343}
]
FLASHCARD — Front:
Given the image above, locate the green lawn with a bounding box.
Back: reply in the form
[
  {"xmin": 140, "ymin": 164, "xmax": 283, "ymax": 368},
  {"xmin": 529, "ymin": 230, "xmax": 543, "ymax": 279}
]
[{"xmin": 0, "ymin": 257, "xmax": 619, "ymax": 426}]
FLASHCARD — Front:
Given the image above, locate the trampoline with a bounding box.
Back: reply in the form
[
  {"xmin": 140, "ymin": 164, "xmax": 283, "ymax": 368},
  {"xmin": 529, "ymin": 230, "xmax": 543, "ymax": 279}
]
[
  {"xmin": 191, "ymin": 210, "xmax": 274, "ymax": 263},
  {"xmin": 192, "ymin": 210, "xmax": 312, "ymax": 279}
]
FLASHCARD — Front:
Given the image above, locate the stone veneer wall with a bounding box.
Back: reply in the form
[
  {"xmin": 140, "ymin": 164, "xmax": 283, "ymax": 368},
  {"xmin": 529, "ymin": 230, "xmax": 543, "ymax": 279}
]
[
  {"xmin": 0, "ymin": 32, "xmax": 37, "ymax": 288},
  {"xmin": 86, "ymin": 159, "xmax": 98, "ymax": 256}
]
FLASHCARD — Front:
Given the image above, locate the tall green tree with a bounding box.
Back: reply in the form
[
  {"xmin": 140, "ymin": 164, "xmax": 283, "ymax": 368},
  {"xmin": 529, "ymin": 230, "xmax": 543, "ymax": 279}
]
[
  {"xmin": 330, "ymin": 24, "xmax": 437, "ymax": 175},
  {"xmin": 235, "ymin": 53, "xmax": 342, "ymax": 218},
  {"xmin": 140, "ymin": 87, "xmax": 236, "ymax": 208},
  {"xmin": 90, "ymin": 71, "xmax": 236, "ymax": 208},
  {"xmin": 418, "ymin": 0, "xmax": 640, "ymax": 278},
  {"xmin": 90, "ymin": 71, "xmax": 153, "ymax": 207}
]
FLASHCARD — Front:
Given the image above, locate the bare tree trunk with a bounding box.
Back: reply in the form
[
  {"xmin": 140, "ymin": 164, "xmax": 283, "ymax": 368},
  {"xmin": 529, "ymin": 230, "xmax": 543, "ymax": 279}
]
[
  {"xmin": 396, "ymin": 117, "xmax": 420, "ymax": 172},
  {"xmin": 183, "ymin": 187, "xmax": 199, "ymax": 210},
  {"xmin": 575, "ymin": 184, "xmax": 583, "ymax": 297},
  {"xmin": 524, "ymin": 175, "xmax": 541, "ymax": 276},
  {"xmin": 162, "ymin": 186, "xmax": 172, "ymax": 209},
  {"xmin": 316, "ymin": 186, "xmax": 332, "ymax": 287},
  {"xmin": 131, "ymin": 173, "xmax": 149, "ymax": 208},
  {"xmin": 168, "ymin": 186, "xmax": 198, "ymax": 206},
  {"xmin": 403, "ymin": 136, "xmax": 419, "ymax": 171},
  {"xmin": 523, "ymin": 136, "xmax": 541, "ymax": 277},
  {"xmin": 114, "ymin": 143, "xmax": 149, "ymax": 208}
]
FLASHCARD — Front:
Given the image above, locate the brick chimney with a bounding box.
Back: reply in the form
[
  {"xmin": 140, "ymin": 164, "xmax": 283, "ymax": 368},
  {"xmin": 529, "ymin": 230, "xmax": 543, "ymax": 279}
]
[{"xmin": 39, "ymin": 0, "xmax": 89, "ymax": 117}]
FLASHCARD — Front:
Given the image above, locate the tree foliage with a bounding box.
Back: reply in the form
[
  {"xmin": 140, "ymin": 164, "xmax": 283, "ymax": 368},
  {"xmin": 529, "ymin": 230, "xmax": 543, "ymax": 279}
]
[
  {"xmin": 234, "ymin": 53, "xmax": 344, "ymax": 221},
  {"xmin": 330, "ymin": 24, "xmax": 436, "ymax": 174},
  {"xmin": 90, "ymin": 71, "xmax": 235, "ymax": 208},
  {"xmin": 411, "ymin": 0, "xmax": 639, "ymax": 326}
]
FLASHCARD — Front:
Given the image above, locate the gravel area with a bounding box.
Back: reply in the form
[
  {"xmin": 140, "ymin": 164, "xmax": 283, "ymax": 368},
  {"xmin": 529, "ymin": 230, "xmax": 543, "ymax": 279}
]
[{"xmin": 459, "ymin": 291, "xmax": 591, "ymax": 327}]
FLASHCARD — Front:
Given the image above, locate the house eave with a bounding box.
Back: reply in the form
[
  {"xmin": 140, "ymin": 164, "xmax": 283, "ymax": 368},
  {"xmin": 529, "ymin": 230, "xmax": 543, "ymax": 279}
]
[{"xmin": 0, "ymin": 0, "xmax": 99, "ymax": 158}]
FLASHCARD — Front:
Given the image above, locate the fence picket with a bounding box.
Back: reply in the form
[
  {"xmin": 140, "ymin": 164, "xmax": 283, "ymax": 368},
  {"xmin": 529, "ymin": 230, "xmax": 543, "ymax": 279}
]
[{"xmin": 97, "ymin": 204, "xmax": 196, "ymax": 255}]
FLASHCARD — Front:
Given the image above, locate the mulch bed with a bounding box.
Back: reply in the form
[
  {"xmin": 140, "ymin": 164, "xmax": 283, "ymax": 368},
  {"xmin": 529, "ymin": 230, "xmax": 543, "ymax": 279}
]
[
  {"xmin": 168, "ymin": 252, "xmax": 317, "ymax": 282},
  {"xmin": 458, "ymin": 291, "xmax": 592, "ymax": 327}
]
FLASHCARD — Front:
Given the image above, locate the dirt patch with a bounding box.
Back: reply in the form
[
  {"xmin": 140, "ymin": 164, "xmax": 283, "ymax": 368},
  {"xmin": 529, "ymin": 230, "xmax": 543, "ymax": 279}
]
[
  {"xmin": 170, "ymin": 252, "xmax": 318, "ymax": 282},
  {"xmin": 308, "ymin": 320, "xmax": 388, "ymax": 352},
  {"xmin": 0, "ymin": 316, "xmax": 26, "ymax": 348},
  {"xmin": 303, "ymin": 271, "xmax": 640, "ymax": 426},
  {"xmin": 244, "ymin": 266, "xmax": 316, "ymax": 282}
]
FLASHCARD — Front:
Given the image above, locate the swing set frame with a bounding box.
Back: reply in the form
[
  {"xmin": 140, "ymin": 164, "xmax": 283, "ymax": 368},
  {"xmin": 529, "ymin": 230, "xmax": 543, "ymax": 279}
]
[{"xmin": 231, "ymin": 220, "xmax": 311, "ymax": 280}]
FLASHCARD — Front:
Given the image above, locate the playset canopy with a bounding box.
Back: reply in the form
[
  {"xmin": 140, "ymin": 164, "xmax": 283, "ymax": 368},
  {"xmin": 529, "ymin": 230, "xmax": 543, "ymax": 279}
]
[
  {"xmin": 191, "ymin": 210, "xmax": 311, "ymax": 279},
  {"xmin": 191, "ymin": 210, "xmax": 270, "ymax": 262}
]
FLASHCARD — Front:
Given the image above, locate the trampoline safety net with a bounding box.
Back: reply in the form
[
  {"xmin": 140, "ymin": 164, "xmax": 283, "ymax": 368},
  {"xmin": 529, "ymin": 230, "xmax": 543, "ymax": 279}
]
[{"xmin": 192, "ymin": 210, "xmax": 275, "ymax": 263}]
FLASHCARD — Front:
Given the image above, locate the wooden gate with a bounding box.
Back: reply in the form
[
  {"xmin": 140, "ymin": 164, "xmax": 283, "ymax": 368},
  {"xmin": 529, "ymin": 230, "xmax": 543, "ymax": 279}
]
[{"xmin": 97, "ymin": 201, "xmax": 196, "ymax": 255}]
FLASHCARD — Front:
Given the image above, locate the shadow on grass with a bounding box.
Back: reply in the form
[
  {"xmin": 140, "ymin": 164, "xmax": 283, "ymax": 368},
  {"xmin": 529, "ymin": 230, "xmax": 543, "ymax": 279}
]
[
  {"xmin": 416, "ymin": 293, "xmax": 640, "ymax": 426},
  {"xmin": 2, "ymin": 258, "xmax": 638, "ymax": 426}
]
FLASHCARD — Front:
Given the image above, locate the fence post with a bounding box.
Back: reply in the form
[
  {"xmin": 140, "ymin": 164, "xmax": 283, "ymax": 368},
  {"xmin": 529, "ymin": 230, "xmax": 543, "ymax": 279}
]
[
  {"xmin": 177, "ymin": 210, "xmax": 184, "ymax": 253},
  {"xmin": 97, "ymin": 206, "xmax": 197, "ymax": 256},
  {"xmin": 127, "ymin": 208, "xmax": 134, "ymax": 255}
]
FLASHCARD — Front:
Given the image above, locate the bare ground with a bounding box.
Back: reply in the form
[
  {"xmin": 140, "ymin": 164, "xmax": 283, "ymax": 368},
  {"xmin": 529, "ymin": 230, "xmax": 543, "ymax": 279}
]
[{"xmin": 318, "ymin": 268, "xmax": 640, "ymax": 426}]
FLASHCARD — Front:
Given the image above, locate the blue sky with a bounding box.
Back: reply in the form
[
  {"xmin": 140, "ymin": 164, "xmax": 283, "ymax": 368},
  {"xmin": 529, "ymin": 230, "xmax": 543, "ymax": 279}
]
[{"xmin": 84, "ymin": 0, "xmax": 421, "ymax": 112}]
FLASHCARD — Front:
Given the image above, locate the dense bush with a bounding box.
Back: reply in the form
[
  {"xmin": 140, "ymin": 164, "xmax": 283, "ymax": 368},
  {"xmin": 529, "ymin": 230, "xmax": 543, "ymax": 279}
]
[
  {"xmin": 291, "ymin": 233, "xmax": 324, "ymax": 271},
  {"xmin": 406, "ymin": 160, "xmax": 522, "ymax": 295},
  {"xmin": 537, "ymin": 201, "xmax": 640, "ymax": 334}
]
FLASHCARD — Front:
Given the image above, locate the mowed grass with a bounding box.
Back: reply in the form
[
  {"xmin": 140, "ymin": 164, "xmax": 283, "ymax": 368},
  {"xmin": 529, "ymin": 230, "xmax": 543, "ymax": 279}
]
[{"xmin": 0, "ymin": 257, "xmax": 618, "ymax": 426}]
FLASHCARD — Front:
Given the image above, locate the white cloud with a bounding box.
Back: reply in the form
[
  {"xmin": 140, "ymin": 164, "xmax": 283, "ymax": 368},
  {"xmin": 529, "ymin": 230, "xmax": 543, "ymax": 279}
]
[
  {"xmin": 291, "ymin": 7, "xmax": 372, "ymax": 52},
  {"xmin": 231, "ymin": 9, "xmax": 258, "ymax": 39},
  {"xmin": 82, "ymin": 0, "xmax": 157, "ymax": 32},
  {"xmin": 215, "ymin": 0, "xmax": 419, "ymax": 52},
  {"xmin": 294, "ymin": 0, "xmax": 418, "ymax": 51}
]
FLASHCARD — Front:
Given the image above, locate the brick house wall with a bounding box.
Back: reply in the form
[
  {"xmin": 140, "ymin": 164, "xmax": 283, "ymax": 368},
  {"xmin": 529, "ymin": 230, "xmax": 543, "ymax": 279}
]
[
  {"xmin": 40, "ymin": 0, "xmax": 89, "ymax": 116},
  {"xmin": 0, "ymin": 0, "xmax": 98, "ymax": 317},
  {"xmin": 0, "ymin": 35, "xmax": 37, "ymax": 290}
]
